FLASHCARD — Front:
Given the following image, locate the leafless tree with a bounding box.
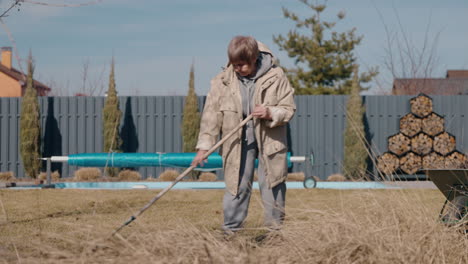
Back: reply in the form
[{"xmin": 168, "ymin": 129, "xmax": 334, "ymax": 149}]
[
  {"xmin": 79, "ymin": 58, "xmax": 107, "ymax": 96},
  {"xmin": 0, "ymin": 1, "xmax": 22, "ymax": 19},
  {"xmin": 1, "ymin": 0, "xmax": 102, "ymax": 21},
  {"xmin": 0, "ymin": 0, "xmax": 103, "ymax": 86},
  {"xmin": 372, "ymin": 1, "xmax": 442, "ymax": 95},
  {"xmin": 42, "ymin": 76, "xmax": 71, "ymax": 96},
  {"xmin": 81, "ymin": 59, "xmax": 89, "ymax": 94}
]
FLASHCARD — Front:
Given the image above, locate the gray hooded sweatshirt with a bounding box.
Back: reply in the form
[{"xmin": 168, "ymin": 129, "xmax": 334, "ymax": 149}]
[{"xmin": 237, "ymin": 52, "xmax": 273, "ymax": 145}]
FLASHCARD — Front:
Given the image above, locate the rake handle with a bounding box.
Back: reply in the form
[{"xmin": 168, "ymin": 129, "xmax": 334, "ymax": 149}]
[{"xmin": 112, "ymin": 114, "xmax": 254, "ymax": 235}]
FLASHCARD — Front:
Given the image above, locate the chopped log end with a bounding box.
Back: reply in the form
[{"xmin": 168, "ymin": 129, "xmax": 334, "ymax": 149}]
[
  {"xmin": 422, "ymin": 152, "xmax": 445, "ymax": 169},
  {"xmin": 433, "ymin": 132, "xmax": 456, "ymax": 156},
  {"xmin": 421, "ymin": 113, "xmax": 445, "ymax": 136},
  {"xmin": 410, "ymin": 133, "xmax": 433, "ymax": 155},
  {"xmin": 410, "ymin": 94, "xmax": 433, "ymax": 118},
  {"xmin": 400, "ymin": 152, "xmax": 422, "ymax": 174},
  {"xmin": 444, "ymin": 151, "xmax": 467, "ymax": 169},
  {"xmin": 377, "ymin": 152, "xmax": 400, "ymax": 175},
  {"xmin": 388, "ymin": 133, "xmax": 411, "ymax": 156},
  {"xmin": 400, "ymin": 113, "xmax": 422, "ymax": 137}
]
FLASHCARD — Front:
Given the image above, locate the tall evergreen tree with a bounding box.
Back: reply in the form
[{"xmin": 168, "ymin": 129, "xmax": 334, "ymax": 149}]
[
  {"xmin": 182, "ymin": 63, "xmax": 201, "ymax": 179},
  {"xmin": 20, "ymin": 51, "xmax": 41, "ymax": 178},
  {"xmin": 343, "ymin": 65, "xmax": 368, "ymax": 180},
  {"xmin": 273, "ymin": 0, "xmax": 378, "ymax": 95},
  {"xmin": 102, "ymin": 57, "xmax": 122, "ymax": 177}
]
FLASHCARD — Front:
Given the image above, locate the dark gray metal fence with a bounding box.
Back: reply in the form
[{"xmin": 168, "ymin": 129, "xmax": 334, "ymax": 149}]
[{"xmin": 1, "ymin": 95, "xmax": 467, "ymax": 180}]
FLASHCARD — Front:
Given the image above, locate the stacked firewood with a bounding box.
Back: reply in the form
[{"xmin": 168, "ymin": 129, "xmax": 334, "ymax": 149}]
[{"xmin": 377, "ymin": 94, "xmax": 467, "ymax": 175}]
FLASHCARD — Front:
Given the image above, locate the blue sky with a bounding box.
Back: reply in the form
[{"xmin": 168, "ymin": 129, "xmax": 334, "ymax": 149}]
[{"xmin": 0, "ymin": 0, "xmax": 467, "ymax": 96}]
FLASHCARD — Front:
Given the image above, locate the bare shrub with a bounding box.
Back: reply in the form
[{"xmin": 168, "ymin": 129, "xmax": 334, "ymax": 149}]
[
  {"xmin": 327, "ymin": 173, "xmax": 346, "ymax": 181},
  {"xmin": 38, "ymin": 170, "xmax": 60, "ymax": 181},
  {"xmin": 198, "ymin": 172, "xmax": 217, "ymax": 181},
  {"xmin": 118, "ymin": 169, "xmax": 142, "ymax": 181},
  {"xmin": 0, "ymin": 171, "xmax": 15, "ymax": 181},
  {"xmin": 159, "ymin": 169, "xmax": 179, "ymax": 181},
  {"xmin": 287, "ymin": 172, "xmax": 305, "ymax": 181},
  {"xmin": 74, "ymin": 168, "xmax": 102, "ymax": 181}
]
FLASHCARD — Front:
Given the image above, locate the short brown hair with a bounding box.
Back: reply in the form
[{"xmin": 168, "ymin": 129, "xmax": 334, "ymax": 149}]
[{"xmin": 227, "ymin": 36, "xmax": 259, "ymax": 64}]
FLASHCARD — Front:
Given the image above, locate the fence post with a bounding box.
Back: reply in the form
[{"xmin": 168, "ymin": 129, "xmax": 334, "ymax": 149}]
[{"xmin": 46, "ymin": 158, "xmax": 51, "ymax": 185}]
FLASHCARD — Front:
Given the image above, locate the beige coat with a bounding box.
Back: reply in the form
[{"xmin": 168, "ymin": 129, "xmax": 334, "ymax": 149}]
[{"xmin": 196, "ymin": 43, "xmax": 296, "ymax": 195}]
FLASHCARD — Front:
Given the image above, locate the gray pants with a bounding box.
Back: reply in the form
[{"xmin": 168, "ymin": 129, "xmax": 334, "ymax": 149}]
[{"xmin": 222, "ymin": 140, "xmax": 286, "ymax": 231}]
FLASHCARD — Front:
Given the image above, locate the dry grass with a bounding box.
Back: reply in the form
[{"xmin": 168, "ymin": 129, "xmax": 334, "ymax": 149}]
[
  {"xmin": 327, "ymin": 173, "xmax": 346, "ymax": 181},
  {"xmin": 118, "ymin": 169, "xmax": 142, "ymax": 181},
  {"xmin": 159, "ymin": 169, "xmax": 180, "ymax": 181},
  {"xmin": 38, "ymin": 170, "xmax": 61, "ymax": 181},
  {"xmin": 0, "ymin": 187, "xmax": 466, "ymax": 263},
  {"xmin": 0, "ymin": 171, "xmax": 15, "ymax": 181},
  {"xmin": 199, "ymin": 172, "xmax": 217, "ymax": 181},
  {"xmin": 287, "ymin": 172, "xmax": 305, "ymax": 181},
  {"xmin": 74, "ymin": 168, "xmax": 102, "ymax": 181}
]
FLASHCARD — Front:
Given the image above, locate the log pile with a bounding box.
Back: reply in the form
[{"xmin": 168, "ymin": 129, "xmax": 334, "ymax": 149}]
[
  {"xmin": 433, "ymin": 132, "xmax": 456, "ymax": 155},
  {"xmin": 388, "ymin": 133, "xmax": 411, "ymax": 156},
  {"xmin": 445, "ymin": 151, "xmax": 466, "ymax": 169},
  {"xmin": 422, "ymin": 113, "xmax": 444, "ymax": 136},
  {"xmin": 376, "ymin": 152, "xmax": 400, "ymax": 175},
  {"xmin": 400, "ymin": 113, "xmax": 422, "ymax": 137},
  {"xmin": 400, "ymin": 152, "xmax": 422, "ymax": 175},
  {"xmin": 377, "ymin": 94, "xmax": 468, "ymax": 175},
  {"xmin": 422, "ymin": 152, "xmax": 445, "ymax": 169},
  {"xmin": 411, "ymin": 133, "xmax": 433, "ymax": 155},
  {"xmin": 410, "ymin": 94, "xmax": 433, "ymax": 117}
]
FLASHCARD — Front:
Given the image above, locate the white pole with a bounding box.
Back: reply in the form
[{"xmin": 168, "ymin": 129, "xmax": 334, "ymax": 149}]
[
  {"xmin": 49, "ymin": 156, "xmax": 69, "ymax": 162},
  {"xmin": 45, "ymin": 155, "xmax": 306, "ymax": 163},
  {"xmin": 290, "ymin": 156, "xmax": 306, "ymax": 162}
]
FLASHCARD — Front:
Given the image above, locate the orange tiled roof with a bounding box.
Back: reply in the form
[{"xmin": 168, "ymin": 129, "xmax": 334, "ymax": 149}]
[{"xmin": 0, "ymin": 63, "xmax": 51, "ymax": 96}]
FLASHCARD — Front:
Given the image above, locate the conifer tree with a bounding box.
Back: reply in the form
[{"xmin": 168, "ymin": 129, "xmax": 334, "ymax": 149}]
[
  {"xmin": 20, "ymin": 51, "xmax": 41, "ymax": 178},
  {"xmin": 273, "ymin": 0, "xmax": 378, "ymax": 94},
  {"xmin": 102, "ymin": 57, "xmax": 122, "ymax": 177},
  {"xmin": 182, "ymin": 63, "xmax": 201, "ymax": 179},
  {"xmin": 343, "ymin": 65, "xmax": 368, "ymax": 180}
]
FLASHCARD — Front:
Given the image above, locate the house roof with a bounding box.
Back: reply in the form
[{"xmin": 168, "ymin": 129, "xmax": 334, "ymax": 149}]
[
  {"xmin": 446, "ymin": 70, "xmax": 468, "ymax": 78},
  {"xmin": 393, "ymin": 78, "xmax": 468, "ymax": 95},
  {"xmin": 0, "ymin": 63, "xmax": 51, "ymax": 95},
  {"xmin": 392, "ymin": 70, "xmax": 468, "ymax": 95}
]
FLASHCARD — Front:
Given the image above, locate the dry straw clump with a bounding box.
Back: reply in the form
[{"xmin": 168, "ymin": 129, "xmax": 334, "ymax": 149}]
[
  {"xmin": 199, "ymin": 172, "xmax": 217, "ymax": 181},
  {"xmin": 38, "ymin": 170, "xmax": 60, "ymax": 181},
  {"xmin": 118, "ymin": 169, "xmax": 142, "ymax": 181},
  {"xmin": 159, "ymin": 169, "xmax": 179, "ymax": 181},
  {"xmin": 287, "ymin": 172, "xmax": 305, "ymax": 181},
  {"xmin": 0, "ymin": 171, "xmax": 15, "ymax": 181},
  {"xmin": 327, "ymin": 173, "xmax": 346, "ymax": 181},
  {"xmin": 74, "ymin": 168, "xmax": 102, "ymax": 181}
]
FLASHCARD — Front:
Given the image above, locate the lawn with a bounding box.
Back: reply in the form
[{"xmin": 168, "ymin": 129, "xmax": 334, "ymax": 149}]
[{"xmin": 0, "ymin": 188, "xmax": 466, "ymax": 263}]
